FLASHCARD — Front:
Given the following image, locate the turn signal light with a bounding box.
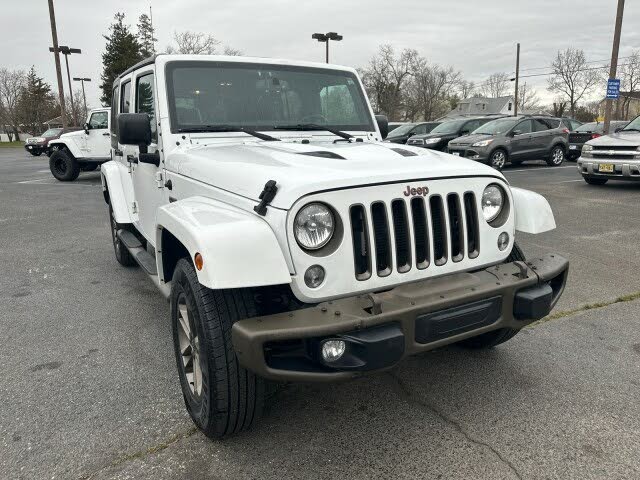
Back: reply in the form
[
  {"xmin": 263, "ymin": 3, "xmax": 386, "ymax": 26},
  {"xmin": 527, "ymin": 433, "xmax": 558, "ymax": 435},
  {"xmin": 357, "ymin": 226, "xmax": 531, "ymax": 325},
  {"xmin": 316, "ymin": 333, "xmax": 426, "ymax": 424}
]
[{"xmin": 194, "ymin": 252, "xmax": 204, "ymax": 271}]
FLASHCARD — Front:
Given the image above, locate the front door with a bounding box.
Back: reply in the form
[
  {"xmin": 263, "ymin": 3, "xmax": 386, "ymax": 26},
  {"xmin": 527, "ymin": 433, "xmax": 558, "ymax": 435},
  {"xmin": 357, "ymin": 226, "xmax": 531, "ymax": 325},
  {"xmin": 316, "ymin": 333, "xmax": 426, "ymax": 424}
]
[
  {"xmin": 85, "ymin": 110, "xmax": 111, "ymax": 159},
  {"xmin": 126, "ymin": 70, "xmax": 164, "ymax": 242}
]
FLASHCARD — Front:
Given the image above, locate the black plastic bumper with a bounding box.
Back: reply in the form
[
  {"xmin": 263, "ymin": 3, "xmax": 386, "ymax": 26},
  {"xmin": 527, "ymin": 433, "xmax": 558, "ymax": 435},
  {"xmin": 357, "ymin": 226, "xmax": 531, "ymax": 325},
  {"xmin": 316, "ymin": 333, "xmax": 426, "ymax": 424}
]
[{"xmin": 232, "ymin": 254, "xmax": 569, "ymax": 382}]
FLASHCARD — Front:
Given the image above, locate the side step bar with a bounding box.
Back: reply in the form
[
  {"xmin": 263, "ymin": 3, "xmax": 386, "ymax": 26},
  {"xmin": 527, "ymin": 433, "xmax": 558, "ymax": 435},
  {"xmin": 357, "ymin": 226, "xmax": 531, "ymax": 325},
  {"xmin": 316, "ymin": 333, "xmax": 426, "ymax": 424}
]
[{"xmin": 117, "ymin": 229, "xmax": 170, "ymax": 298}]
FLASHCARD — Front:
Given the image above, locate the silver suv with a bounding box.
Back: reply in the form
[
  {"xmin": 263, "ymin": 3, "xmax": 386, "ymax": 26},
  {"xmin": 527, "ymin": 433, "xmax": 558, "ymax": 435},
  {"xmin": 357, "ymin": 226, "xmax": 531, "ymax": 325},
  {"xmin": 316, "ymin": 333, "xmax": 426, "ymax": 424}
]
[
  {"xmin": 448, "ymin": 116, "xmax": 570, "ymax": 170},
  {"xmin": 578, "ymin": 115, "xmax": 640, "ymax": 185}
]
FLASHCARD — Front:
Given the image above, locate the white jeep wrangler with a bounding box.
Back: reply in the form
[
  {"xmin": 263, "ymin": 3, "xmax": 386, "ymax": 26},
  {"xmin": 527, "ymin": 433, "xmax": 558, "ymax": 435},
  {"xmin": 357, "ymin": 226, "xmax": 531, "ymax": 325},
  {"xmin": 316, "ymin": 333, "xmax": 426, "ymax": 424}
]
[
  {"xmin": 48, "ymin": 107, "xmax": 112, "ymax": 181},
  {"xmin": 102, "ymin": 54, "xmax": 569, "ymax": 439}
]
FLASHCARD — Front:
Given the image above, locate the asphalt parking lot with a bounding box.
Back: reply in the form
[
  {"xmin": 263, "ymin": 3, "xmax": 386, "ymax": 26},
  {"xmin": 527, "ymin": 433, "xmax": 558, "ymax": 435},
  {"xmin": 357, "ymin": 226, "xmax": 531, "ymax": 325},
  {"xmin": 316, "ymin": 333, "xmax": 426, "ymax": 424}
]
[{"xmin": 1, "ymin": 147, "xmax": 639, "ymax": 480}]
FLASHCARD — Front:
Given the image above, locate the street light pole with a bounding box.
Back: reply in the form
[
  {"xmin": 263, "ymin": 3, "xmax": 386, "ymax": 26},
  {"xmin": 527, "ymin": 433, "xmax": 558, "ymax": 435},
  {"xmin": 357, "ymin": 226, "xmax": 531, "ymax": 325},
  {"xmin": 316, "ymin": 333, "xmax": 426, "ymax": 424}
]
[
  {"xmin": 312, "ymin": 32, "xmax": 343, "ymax": 63},
  {"xmin": 514, "ymin": 43, "xmax": 520, "ymax": 116},
  {"xmin": 47, "ymin": 0, "xmax": 66, "ymax": 129},
  {"xmin": 73, "ymin": 77, "xmax": 91, "ymax": 120},
  {"xmin": 603, "ymin": 0, "xmax": 625, "ymax": 134},
  {"xmin": 50, "ymin": 46, "xmax": 82, "ymax": 126}
]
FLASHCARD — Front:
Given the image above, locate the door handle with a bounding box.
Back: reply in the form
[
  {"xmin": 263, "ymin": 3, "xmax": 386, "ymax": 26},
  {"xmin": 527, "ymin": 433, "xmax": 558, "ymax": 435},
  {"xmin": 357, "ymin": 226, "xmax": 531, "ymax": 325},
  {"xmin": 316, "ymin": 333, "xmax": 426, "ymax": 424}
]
[{"xmin": 102, "ymin": 132, "xmax": 110, "ymax": 136}]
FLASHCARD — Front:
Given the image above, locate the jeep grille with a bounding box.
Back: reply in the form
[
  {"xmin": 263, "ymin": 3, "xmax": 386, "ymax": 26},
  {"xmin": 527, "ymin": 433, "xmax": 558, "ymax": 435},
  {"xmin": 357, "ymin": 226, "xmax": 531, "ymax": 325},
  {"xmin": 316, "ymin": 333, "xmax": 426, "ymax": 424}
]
[{"xmin": 349, "ymin": 193, "xmax": 480, "ymax": 280}]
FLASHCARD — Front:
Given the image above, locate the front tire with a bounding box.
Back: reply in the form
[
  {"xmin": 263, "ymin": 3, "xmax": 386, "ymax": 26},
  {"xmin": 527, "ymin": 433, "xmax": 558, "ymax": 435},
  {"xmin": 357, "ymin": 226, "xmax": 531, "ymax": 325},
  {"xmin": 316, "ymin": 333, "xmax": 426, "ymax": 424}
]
[
  {"xmin": 171, "ymin": 259, "xmax": 265, "ymax": 439},
  {"xmin": 108, "ymin": 203, "xmax": 136, "ymax": 267},
  {"xmin": 489, "ymin": 149, "xmax": 507, "ymax": 170},
  {"xmin": 583, "ymin": 176, "xmax": 608, "ymax": 185},
  {"xmin": 49, "ymin": 150, "xmax": 80, "ymax": 181},
  {"xmin": 546, "ymin": 145, "xmax": 565, "ymax": 166},
  {"xmin": 457, "ymin": 243, "xmax": 525, "ymax": 349}
]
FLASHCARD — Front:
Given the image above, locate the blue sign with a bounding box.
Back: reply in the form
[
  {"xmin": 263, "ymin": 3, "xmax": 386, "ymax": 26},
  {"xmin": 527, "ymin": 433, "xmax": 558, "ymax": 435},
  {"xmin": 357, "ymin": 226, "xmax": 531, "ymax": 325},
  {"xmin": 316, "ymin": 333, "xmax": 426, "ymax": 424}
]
[{"xmin": 606, "ymin": 78, "xmax": 621, "ymax": 99}]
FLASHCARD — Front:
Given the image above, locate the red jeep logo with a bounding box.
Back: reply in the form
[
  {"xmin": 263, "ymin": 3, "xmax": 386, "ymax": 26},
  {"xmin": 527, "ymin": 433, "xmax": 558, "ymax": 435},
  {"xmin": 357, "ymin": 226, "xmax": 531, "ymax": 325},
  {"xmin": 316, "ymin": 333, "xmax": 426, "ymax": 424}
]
[{"xmin": 403, "ymin": 185, "xmax": 429, "ymax": 197}]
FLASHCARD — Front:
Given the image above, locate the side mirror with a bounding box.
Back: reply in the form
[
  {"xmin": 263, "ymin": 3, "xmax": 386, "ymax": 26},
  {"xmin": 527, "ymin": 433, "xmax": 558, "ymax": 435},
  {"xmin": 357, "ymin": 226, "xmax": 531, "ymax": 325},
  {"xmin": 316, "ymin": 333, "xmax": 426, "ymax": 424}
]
[
  {"xmin": 118, "ymin": 113, "xmax": 152, "ymax": 152},
  {"xmin": 83, "ymin": 123, "xmax": 90, "ymax": 134},
  {"xmin": 375, "ymin": 114, "xmax": 389, "ymax": 139},
  {"xmin": 511, "ymin": 129, "xmax": 522, "ymax": 137},
  {"xmin": 460, "ymin": 130, "xmax": 470, "ymax": 136},
  {"xmin": 614, "ymin": 127, "xmax": 623, "ymax": 133}
]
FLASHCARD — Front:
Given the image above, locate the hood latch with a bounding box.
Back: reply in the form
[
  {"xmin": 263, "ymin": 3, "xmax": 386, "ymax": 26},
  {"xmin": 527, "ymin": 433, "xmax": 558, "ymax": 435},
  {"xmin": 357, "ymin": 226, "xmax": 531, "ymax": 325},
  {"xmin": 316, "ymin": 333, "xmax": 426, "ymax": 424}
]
[{"xmin": 254, "ymin": 180, "xmax": 278, "ymax": 216}]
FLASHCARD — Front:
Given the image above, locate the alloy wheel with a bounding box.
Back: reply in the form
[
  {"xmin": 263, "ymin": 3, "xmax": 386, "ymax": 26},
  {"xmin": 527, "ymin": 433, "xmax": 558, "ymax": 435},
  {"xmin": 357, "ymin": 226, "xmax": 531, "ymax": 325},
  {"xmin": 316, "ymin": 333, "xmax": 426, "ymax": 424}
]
[
  {"xmin": 177, "ymin": 294, "xmax": 203, "ymax": 398},
  {"xmin": 491, "ymin": 151, "xmax": 506, "ymax": 169},
  {"xmin": 53, "ymin": 158, "xmax": 67, "ymax": 176},
  {"xmin": 552, "ymin": 147, "xmax": 564, "ymax": 165}
]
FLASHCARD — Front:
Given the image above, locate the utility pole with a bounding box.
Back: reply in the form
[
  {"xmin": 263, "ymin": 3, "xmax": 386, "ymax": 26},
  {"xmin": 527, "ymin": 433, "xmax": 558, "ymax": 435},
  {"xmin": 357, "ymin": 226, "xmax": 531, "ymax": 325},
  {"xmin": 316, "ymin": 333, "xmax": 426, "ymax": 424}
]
[
  {"xmin": 50, "ymin": 46, "xmax": 82, "ymax": 126},
  {"xmin": 514, "ymin": 43, "xmax": 520, "ymax": 116},
  {"xmin": 47, "ymin": 0, "xmax": 66, "ymax": 128},
  {"xmin": 73, "ymin": 77, "xmax": 91, "ymax": 119},
  {"xmin": 603, "ymin": 0, "xmax": 625, "ymax": 134}
]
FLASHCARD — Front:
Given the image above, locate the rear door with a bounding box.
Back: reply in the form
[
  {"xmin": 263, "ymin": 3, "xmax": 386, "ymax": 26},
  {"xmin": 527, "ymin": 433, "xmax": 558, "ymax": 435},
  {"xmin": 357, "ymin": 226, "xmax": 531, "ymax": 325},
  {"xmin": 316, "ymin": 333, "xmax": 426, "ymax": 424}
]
[
  {"xmin": 509, "ymin": 120, "xmax": 533, "ymax": 158},
  {"xmin": 530, "ymin": 119, "xmax": 553, "ymax": 157}
]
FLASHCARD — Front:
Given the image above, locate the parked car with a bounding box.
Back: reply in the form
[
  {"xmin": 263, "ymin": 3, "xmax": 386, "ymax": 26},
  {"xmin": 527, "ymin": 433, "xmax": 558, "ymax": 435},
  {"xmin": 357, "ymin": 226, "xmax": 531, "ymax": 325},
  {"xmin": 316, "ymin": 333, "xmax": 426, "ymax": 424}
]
[
  {"xmin": 47, "ymin": 107, "xmax": 111, "ymax": 181},
  {"xmin": 567, "ymin": 121, "xmax": 628, "ymax": 161},
  {"xmin": 24, "ymin": 127, "xmax": 79, "ymax": 156},
  {"xmin": 577, "ymin": 115, "xmax": 640, "ymax": 185},
  {"xmin": 385, "ymin": 121, "xmax": 440, "ymax": 143},
  {"xmin": 387, "ymin": 122, "xmax": 407, "ymax": 134},
  {"xmin": 101, "ymin": 54, "xmax": 567, "ymax": 438},
  {"xmin": 447, "ymin": 116, "xmax": 569, "ymax": 169},
  {"xmin": 406, "ymin": 117, "xmax": 499, "ymax": 151}
]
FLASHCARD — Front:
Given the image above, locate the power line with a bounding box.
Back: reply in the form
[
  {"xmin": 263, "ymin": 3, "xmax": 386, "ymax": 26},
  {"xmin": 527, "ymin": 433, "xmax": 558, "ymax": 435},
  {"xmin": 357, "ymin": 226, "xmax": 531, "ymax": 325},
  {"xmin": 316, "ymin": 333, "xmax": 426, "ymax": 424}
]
[
  {"xmin": 515, "ymin": 55, "xmax": 634, "ymax": 74},
  {"xmin": 511, "ymin": 62, "xmax": 634, "ymax": 80}
]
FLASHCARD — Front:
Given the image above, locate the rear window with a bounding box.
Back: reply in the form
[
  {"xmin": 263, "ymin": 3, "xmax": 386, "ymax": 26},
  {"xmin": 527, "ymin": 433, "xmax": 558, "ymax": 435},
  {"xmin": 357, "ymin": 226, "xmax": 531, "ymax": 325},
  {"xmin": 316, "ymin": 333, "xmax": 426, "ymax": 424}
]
[
  {"xmin": 545, "ymin": 119, "xmax": 561, "ymax": 128},
  {"xmin": 576, "ymin": 122, "xmax": 602, "ymax": 133}
]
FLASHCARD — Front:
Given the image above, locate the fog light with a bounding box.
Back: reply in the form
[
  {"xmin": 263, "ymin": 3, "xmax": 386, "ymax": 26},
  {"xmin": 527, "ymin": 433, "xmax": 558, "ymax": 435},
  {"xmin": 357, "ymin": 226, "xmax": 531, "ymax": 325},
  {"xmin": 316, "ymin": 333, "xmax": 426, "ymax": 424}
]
[
  {"xmin": 321, "ymin": 340, "xmax": 346, "ymax": 362},
  {"xmin": 304, "ymin": 265, "xmax": 325, "ymax": 288},
  {"xmin": 497, "ymin": 232, "xmax": 510, "ymax": 251}
]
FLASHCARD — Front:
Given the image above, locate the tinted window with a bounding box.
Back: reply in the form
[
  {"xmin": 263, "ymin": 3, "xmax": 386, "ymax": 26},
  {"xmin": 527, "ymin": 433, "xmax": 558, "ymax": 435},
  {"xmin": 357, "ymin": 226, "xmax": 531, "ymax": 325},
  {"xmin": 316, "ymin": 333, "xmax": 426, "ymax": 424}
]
[
  {"xmin": 473, "ymin": 117, "xmax": 519, "ymax": 135},
  {"xmin": 111, "ymin": 85, "xmax": 119, "ymax": 146},
  {"xmin": 136, "ymin": 73, "xmax": 157, "ymax": 141},
  {"xmin": 545, "ymin": 119, "xmax": 561, "ymax": 128},
  {"xmin": 463, "ymin": 120, "xmax": 481, "ymax": 133},
  {"xmin": 89, "ymin": 111, "xmax": 108, "ymax": 129},
  {"xmin": 430, "ymin": 120, "xmax": 466, "ymax": 134},
  {"xmin": 120, "ymin": 81, "xmax": 131, "ymax": 113},
  {"xmin": 514, "ymin": 120, "xmax": 532, "ymax": 134},
  {"xmin": 533, "ymin": 119, "xmax": 550, "ymax": 132},
  {"xmin": 413, "ymin": 123, "xmax": 429, "ymax": 135}
]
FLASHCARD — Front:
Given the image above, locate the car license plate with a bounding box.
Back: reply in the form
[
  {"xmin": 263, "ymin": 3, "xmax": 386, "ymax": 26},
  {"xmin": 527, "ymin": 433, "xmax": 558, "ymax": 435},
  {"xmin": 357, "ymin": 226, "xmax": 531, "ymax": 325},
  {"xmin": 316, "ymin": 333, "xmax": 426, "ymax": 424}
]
[
  {"xmin": 451, "ymin": 151, "xmax": 460, "ymax": 156},
  {"xmin": 598, "ymin": 163, "xmax": 614, "ymax": 173},
  {"xmin": 569, "ymin": 145, "xmax": 577, "ymax": 150}
]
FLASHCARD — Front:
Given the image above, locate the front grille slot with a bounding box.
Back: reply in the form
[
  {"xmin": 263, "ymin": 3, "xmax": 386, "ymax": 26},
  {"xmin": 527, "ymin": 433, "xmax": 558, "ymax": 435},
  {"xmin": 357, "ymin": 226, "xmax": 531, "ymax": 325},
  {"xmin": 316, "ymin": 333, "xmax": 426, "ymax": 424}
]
[
  {"xmin": 593, "ymin": 145, "xmax": 637, "ymax": 151},
  {"xmin": 349, "ymin": 205, "xmax": 371, "ymax": 280},
  {"xmin": 430, "ymin": 196, "xmax": 448, "ymax": 266},
  {"xmin": 463, "ymin": 192, "xmax": 480, "ymax": 259},
  {"xmin": 447, "ymin": 194, "xmax": 464, "ymax": 263},
  {"xmin": 410, "ymin": 198, "xmax": 429, "ymax": 269},
  {"xmin": 348, "ymin": 188, "xmax": 482, "ymax": 279},
  {"xmin": 391, "ymin": 200, "xmax": 411, "ymax": 273},
  {"xmin": 371, "ymin": 202, "xmax": 392, "ymax": 277}
]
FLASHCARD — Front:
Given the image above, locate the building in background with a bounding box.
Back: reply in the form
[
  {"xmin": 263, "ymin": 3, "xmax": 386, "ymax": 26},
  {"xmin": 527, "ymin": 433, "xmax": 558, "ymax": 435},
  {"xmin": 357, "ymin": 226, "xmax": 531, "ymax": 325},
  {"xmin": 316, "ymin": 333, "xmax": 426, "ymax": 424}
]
[{"xmin": 441, "ymin": 95, "xmax": 515, "ymax": 119}]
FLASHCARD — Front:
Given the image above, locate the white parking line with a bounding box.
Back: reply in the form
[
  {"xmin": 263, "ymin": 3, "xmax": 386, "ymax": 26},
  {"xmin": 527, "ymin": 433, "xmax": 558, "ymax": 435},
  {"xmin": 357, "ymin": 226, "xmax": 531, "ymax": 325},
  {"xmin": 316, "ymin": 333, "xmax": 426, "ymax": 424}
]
[
  {"xmin": 551, "ymin": 179, "xmax": 584, "ymax": 184},
  {"xmin": 505, "ymin": 166, "xmax": 576, "ymax": 173},
  {"xmin": 16, "ymin": 178, "xmax": 50, "ymax": 184}
]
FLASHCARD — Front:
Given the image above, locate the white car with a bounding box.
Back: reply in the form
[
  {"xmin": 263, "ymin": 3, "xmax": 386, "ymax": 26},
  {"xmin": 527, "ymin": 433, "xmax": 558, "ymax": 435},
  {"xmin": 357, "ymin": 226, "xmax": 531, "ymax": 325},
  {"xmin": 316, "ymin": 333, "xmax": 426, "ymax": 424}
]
[
  {"xmin": 101, "ymin": 54, "xmax": 569, "ymax": 438},
  {"xmin": 48, "ymin": 107, "xmax": 111, "ymax": 181}
]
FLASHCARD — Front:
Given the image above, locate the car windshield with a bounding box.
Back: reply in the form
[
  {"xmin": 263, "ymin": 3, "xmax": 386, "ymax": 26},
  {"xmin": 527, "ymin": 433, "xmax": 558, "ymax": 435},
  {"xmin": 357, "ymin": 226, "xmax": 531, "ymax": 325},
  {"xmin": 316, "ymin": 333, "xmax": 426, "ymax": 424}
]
[
  {"xmin": 42, "ymin": 128, "xmax": 62, "ymax": 138},
  {"xmin": 575, "ymin": 122, "xmax": 603, "ymax": 133},
  {"xmin": 388, "ymin": 124, "xmax": 416, "ymax": 136},
  {"xmin": 622, "ymin": 115, "xmax": 640, "ymax": 131},
  {"xmin": 166, "ymin": 61, "xmax": 375, "ymax": 133},
  {"xmin": 473, "ymin": 118, "xmax": 519, "ymax": 135},
  {"xmin": 430, "ymin": 120, "xmax": 466, "ymax": 134}
]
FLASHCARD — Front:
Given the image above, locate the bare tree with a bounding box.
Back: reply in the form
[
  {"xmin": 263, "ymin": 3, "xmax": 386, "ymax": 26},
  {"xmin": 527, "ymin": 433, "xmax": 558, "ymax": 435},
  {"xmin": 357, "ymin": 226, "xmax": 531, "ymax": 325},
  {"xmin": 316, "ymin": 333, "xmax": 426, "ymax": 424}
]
[
  {"xmin": 0, "ymin": 68, "xmax": 26, "ymax": 141},
  {"xmin": 479, "ymin": 72, "xmax": 510, "ymax": 98},
  {"xmin": 547, "ymin": 48, "xmax": 602, "ymax": 118},
  {"xmin": 619, "ymin": 50, "xmax": 640, "ymax": 120},
  {"xmin": 166, "ymin": 31, "xmax": 221, "ymax": 54},
  {"xmin": 551, "ymin": 98, "xmax": 567, "ymax": 117},
  {"xmin": 359, "ymin": 45, "xmax": 418, "ymax": 120},
  {"xmin": 458, "ymin": 80, "xmax": 475, "ymax": 99},
  {"xmin": 222, "ymin": 45, "xmax": 243, "ymax": 56},
  {"xmin": 407, "ymin": 58, "xmax": 461, "ymax": 121},
  {"xmin": 517, "ymin": 83, "xmax": 542, "ymax": 112}
]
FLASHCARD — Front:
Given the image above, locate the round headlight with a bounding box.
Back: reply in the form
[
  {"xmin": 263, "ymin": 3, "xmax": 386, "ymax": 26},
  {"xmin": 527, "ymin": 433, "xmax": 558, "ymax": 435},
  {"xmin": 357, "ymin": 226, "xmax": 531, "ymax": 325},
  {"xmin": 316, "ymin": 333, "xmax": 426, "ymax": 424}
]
[
  {"xmin": 482, "ymin": 185, "xmax": 505, "ymax": 222},
  {"xmin": 294, "ymin": 203, "xmax": 335, "ymax": 250}
]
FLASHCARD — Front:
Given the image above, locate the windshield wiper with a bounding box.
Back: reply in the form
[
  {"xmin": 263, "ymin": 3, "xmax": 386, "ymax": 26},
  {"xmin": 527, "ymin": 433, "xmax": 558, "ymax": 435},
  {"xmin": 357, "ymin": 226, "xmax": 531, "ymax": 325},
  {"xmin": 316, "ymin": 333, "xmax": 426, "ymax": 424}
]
[
  {"xmin": 176, "ymin": 125, "xmax": 280, "ymax": 141},
  {"xmin": 273, "ymin": 123, "xmax": 354, "ymax": 141},
  {"xmin": 621, "ymin": 128, "xmax": 640, "ymax": 133}
]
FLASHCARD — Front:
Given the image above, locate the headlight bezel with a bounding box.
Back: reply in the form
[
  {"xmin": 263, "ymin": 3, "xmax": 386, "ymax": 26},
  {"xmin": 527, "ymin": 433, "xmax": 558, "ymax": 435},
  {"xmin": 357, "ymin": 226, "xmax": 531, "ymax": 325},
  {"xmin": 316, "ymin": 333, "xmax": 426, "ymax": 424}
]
[
  {"xmin": 424, "ymin": 137, "xmax": 441, "ymax": 144},
  {"xmin": 481, "ymin": 184, "xmax": 509, "ymax": 226},
  {"xmin": 293, "ymin": 202, "xmax": 336, "ymax": 251},
  {"xmin": 472, "ymin": 138, "xmax": 494, "ymax": 147},
  {"xmin": 582, "ymin": 144, "xmax": 594, "ymax": 153}
]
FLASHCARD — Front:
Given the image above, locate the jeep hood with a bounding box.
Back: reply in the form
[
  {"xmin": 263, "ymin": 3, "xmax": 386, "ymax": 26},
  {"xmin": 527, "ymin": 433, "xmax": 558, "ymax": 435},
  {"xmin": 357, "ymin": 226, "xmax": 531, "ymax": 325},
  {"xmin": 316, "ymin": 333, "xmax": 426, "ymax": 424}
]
[
  {"xmin": 166, "ymin": 141, "xmax": 504, "ymax": 209},
  {"xmin": 586, "ymin": 131, "xmax": 640, "ymax": 147}
]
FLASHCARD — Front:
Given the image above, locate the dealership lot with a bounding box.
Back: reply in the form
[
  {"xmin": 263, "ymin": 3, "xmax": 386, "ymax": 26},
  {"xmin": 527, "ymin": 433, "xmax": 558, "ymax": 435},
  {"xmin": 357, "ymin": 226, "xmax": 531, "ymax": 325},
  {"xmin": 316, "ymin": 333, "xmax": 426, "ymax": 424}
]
[{"xmin": 1, "ymin": 148, "xmax": 639, "ymax": 479}]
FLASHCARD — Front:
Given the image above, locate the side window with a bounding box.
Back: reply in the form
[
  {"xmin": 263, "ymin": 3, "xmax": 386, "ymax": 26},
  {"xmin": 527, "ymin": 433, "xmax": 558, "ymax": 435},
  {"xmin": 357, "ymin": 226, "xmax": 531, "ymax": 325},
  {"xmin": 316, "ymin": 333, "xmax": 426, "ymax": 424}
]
[
  {"xmin": 111, "ymin": 85, "xmax": 119, "ymax": 147},
  {"xmin": 120, "ymin": 81, "xmax": 131, "ymax": 114},
  {"xmin": 136, "ymin": 72, "xmax": 157, "ymax": 141},
  {"xmin": 89, "ymin": 111, "xmax": 108, "ymax": 129},
  {"xmin": 533, "ymin": 119, "xmax": 550, "ymax": 132},
  {"xmin": 514, "ymin": 120, "xmax": 532, "ymax": 134},
  {"xmin": 413, "ymin": 124, "xmax": 428, "ymax": 135}
]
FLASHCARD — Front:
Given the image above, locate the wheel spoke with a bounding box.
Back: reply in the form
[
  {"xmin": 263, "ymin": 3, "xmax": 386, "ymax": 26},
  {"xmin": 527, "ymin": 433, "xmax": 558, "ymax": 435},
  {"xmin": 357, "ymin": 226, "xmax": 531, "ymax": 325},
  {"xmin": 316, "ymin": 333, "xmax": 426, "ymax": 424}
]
[{"xmin": 178, "ymin": 304, "xmax": 191, "ymax": 338}]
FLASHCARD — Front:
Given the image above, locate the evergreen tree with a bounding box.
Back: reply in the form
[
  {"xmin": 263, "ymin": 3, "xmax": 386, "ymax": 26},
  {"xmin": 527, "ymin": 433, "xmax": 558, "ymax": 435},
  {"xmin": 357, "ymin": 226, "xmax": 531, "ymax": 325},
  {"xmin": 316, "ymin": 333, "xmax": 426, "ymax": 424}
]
[
  {"xmin": 16, "ymin": 67, "xmax": 57, "ymax": 133},
  {"xmin": 99, "ymin": 13, "xmax": 143, "ymax": 106},
  {"xmin": 137, "ymin": 14, "xmax": 156, "ymax": 58}
]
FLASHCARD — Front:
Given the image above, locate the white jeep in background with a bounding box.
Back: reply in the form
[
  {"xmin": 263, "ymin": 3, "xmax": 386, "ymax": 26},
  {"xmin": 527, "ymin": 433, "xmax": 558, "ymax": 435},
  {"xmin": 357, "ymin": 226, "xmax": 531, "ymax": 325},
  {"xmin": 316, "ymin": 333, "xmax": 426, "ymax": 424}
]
[
  {"xmin": 48, "ymin": 107, "xmax": 112, "ymax": 181},
  {"xmin": 101, "ymin": 54, "xmax": 569, "ymax": 439}
]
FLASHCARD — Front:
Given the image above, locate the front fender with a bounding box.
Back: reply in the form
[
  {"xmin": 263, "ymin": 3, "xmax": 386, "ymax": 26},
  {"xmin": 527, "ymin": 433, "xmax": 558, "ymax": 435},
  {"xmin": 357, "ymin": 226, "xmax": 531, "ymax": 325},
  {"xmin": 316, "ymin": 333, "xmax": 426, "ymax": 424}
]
[
  {"xmin": 101, "ymin": 161, "xmax": 131, "ymax": 224},
  {"xmin": 48, "ymin": 139, "xmax": 82, "ymax": 158},
  {"xmin": 156, "ymin": 196, "xmax": 291, "ymax": 289},
  {"xmin": 510, "ymin": 187, "xmax": 556, "ymax": 234}
]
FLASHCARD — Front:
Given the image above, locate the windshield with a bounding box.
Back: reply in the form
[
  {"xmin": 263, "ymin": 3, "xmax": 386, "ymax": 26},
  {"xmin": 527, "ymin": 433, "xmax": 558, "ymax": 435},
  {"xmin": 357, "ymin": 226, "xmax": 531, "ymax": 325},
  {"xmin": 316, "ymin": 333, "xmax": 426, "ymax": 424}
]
[
  {"xmin": 473, "ymin": 118, "xmax": 519, "ymax": 135},
  {"xmin": 166, "ymin": 61, "xmax": 375, "ymax": 133},
  {"xmin": 575, "ymin": 122, "xmax": 603, "ymax": 133},
  {"xmin": 430, "ymin": 120, "xmax": 466, "ymax": 135},
  {"xmin": 622, "ymin": 115, "xmax": 640, "ymax": 131},
  {"xmin": 42, "ymin": 128, "xmax": 62, "ymax": 138},
  {"xmin": 388, "ymin": 124, "xmax": 416, "ymax": 136}
]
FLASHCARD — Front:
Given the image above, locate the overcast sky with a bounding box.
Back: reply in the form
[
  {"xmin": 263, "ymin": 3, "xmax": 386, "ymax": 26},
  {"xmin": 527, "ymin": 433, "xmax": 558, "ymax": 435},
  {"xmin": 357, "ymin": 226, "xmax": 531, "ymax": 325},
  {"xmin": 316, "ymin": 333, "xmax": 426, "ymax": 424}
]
[{"xmin": 2, "ymin": 0, "xmax": 639, "ymax": 109}]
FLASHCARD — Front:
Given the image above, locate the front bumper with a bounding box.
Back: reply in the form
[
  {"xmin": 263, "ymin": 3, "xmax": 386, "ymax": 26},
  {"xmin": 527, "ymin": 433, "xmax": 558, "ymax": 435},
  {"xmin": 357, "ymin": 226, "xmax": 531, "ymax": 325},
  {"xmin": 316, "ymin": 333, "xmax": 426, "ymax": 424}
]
[
  {"xmin": 447, "ymin": 146, "xmax": 489, "ymax": 162},
  {"xmin": 233, "ymin": 254, "xmax": 568, "ymax": 382},
  {"xmin": 578, "ymin": 157, "xmax": 640, "ymax": 180},
  {"xmin": 24, "ymin": 144, "xmax": 46, "ymax": 154}
]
